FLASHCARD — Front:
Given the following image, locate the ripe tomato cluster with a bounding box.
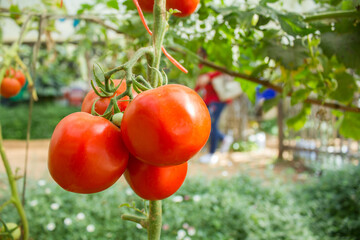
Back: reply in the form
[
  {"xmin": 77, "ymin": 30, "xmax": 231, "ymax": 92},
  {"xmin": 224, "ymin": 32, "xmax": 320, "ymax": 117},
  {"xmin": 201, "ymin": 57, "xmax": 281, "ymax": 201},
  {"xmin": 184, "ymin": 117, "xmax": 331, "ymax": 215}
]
[
  {"xmin": 48, "ymin": 82, "xmax": 211, "ymax": 200},
  {"xmin": 0, "ymin": 68, "xmax": 26, "ymax": 98},
  {"xmin": 138, "ymin": 0, "xmax": 199, "ymax": 17}
]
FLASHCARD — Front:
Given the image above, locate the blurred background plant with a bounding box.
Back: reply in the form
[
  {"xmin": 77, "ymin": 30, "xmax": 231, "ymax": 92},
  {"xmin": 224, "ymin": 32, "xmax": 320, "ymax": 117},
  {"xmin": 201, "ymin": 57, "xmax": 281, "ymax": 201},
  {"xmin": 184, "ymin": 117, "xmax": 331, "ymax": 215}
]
[{"xmin": 1, "ymin": 165, "xmax": 359, "ymax": 240}]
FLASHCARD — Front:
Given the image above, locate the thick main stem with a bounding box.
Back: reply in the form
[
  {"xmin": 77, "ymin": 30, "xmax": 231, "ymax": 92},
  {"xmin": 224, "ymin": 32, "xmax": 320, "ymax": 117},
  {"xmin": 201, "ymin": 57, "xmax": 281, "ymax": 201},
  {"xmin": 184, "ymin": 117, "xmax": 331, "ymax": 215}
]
[
  {"xmin": 147, "ymin": 200, "xmax": 162, "ymax": 240},
  {"xmin": 150, "ymin": 0, "xmax": 167, "ymax": 87},
  {"xmin": 0, "ymin": 125, "xmax": 29, "ymax": 239},
  {"xmin": 147, "ymin": 0, "xmax": 166, "ymax": 239}
]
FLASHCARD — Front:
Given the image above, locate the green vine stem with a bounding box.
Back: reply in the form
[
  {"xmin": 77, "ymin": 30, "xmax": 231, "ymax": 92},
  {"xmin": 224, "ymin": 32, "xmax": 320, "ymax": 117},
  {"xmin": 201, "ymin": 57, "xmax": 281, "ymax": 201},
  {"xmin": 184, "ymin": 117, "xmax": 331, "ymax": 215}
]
[
  {"xmin": 121, "ymin": 0, "xmax": 166, "ymax": 239},
  {"xmin": 0, "ymin": 125, "xmax": 29, "ymax": 239},
  {"xmin": 150, "ymin": 0, "xmax": 168, "ymax": 88},
  {"xmin": 121, "ymin": 214, "xmax": 148, "ymax": 229},
  {"xmin": 147, "ymin": 200, "xmax": 162, "ymax": 240},
  {"xmin": 145, "ymin": 0, "xmax": 166, "ymax": 238},
  {"xmin": 304, "ymin": 9, "xmax": 360, "ymax": 22}
]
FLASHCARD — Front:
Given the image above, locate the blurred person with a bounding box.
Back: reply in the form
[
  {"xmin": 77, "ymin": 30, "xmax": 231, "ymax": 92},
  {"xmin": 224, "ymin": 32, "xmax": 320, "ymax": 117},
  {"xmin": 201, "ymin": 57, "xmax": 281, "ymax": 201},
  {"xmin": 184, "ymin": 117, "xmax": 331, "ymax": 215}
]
[{"xmin": 195, "ymin": 49, "xmax": 234, "ymax": 164}]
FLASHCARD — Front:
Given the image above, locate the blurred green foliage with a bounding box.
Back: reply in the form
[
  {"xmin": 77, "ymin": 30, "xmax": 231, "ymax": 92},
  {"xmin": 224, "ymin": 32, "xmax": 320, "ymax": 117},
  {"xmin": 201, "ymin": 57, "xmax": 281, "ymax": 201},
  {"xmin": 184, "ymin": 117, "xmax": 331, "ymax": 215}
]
[
  {"xmin": 0, "ymin": 102, "xmax": 80, "ymax": 139},
  {"xmin": 1, "ymin": 166, "xmax": 359, "ymax": 240},
  {"xmin": 296, "ymin": 166, "xmax": 360, "ymax": 239}
]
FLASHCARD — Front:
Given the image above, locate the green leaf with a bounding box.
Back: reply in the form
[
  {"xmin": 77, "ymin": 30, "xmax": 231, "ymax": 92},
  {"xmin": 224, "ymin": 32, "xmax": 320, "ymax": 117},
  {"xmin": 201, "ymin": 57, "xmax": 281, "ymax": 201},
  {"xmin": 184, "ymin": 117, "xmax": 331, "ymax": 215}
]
[
  {"xmin": 290, "ymin": 89, "xmax": 310, "ymax": 106},
  {"xmin": 264, "ymin": 39, "xmax": 308, "ymax": 70},
  {"xmin": 339, "ymin": 112, "xmax": 360, "ymax": 140},
  {"xmin": 260, "ymin": 0, "xmax": 279, "ymax": 4},
  {"xmin": 9, "ymin": 4, "xmax": 21, "ymax": 20},
  {"xmin": 77, "ymin": 3, "xmax": 93, "ymax": 14},
  {"xmin": 286, "ymin": 105, "xmax": 311, "ymax": 131},
  {"xmin": 354, "ymin": 0, "xmax": 360, "ymax": 8},
  {"xmin": 107, "ymin": 0, "xmax": 119, "ymax": 10},
  {"xmin": 329, "ymin": 72, "xmax": 357, "ymax": 104},
  {"xmin": 262, "ymin": 95, "xmax": 280, "ymax": 112},
  {"xmin": 251, "ymin": 63, "xmax": 269, "ymax": 77},
  {"xmin": 320, "ymin": 22, "xmax": 360, "ymax": 69},
  {"xmin": 236, "ymin": 78, "xmax": 258, "ymax": 104},
  {"xmin": 277, "ymin": 13, "xmax": 313, "ymax": 36}
]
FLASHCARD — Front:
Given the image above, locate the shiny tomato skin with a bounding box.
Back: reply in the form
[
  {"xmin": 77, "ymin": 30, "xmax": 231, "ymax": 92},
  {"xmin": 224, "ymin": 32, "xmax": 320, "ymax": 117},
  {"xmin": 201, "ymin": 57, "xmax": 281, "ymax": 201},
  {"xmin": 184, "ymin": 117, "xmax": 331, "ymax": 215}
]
[
  {"xmin": 81, "ymin": 80, "xmax": 136, "ymax": 115},
  {"xmin": 137, "ymin": 0, "xmax": 154, "ymax": 12},
  {"xmin": 0, "ymin": 77, "xmax": 22, "ymax": 98},
  {"xmin": 167, "ymin": 0, "xmax": 199, "ymax": 17},
  {"xmin": 48, "ymin": 112, "xmax": 129, "ymax": 194},
  {"xmin": 125, "ymin": 155, "xmax": 188, "ymax": 200},
  {"xmin": 137, "ymin": 0, "xmax": 199, "ymax": 17},
  {"xmin": 121, "ymin": 84, "xmax": 211, "ymax": 166}
]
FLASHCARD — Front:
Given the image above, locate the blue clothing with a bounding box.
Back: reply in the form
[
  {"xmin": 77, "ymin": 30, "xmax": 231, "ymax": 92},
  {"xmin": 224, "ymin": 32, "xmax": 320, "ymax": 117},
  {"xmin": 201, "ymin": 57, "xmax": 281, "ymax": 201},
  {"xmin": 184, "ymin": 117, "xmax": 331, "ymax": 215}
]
[
  {"xmin": 208, "ymin": 102, "xmax": 226, "ymax": 154},
  {"xmin": 256, "ymin": 87, "xmax": 276, "ymax": 103}
]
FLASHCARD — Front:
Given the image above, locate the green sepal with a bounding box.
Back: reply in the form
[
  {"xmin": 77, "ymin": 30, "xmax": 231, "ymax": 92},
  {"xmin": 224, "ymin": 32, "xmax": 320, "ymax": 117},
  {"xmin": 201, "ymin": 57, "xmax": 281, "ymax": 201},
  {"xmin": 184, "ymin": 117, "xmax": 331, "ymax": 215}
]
[
  {"xmin": 133, "ymin": 79, "xmax": 151, "ymax": 91},
  {"xmin": 111, "ymin": 97, "xmax": 121, "ymax": 114},
  {"xmin": 135, "ymin": 75, "xmax": 153, "ymax": 89},
  {"xmin": 132, "ymin": 81, "xmax": 142, "ymax": 94},
  {"xmin": 90, "ymin": 98, "xmax": 113, "ymax": 120},
  {"xmin": 93, "ymin": 65, "xmax": 105, "ymax": 89},
  {"xmin": 148, "ymin": 65, "xmax": 163, "ymax": 87},
  {"xmin": 90, "ymin": 79, "xmax": 111, "ymax": 98},
  {"xmin": 161, "ymin": 69, "xmax": 168, "ymax": 85}
]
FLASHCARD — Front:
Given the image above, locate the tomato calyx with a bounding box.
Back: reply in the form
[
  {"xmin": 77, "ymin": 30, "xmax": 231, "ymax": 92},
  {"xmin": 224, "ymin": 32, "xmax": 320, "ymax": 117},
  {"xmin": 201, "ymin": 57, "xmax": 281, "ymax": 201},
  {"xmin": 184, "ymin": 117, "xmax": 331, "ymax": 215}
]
[{"xmin": 89, "ymin": 46, "xmax": 165, "ymax": 120}]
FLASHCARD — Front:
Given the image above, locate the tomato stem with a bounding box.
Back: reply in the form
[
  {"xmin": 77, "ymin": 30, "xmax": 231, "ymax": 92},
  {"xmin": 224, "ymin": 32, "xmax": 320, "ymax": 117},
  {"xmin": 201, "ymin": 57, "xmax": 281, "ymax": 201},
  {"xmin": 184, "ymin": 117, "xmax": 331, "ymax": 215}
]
[
  {"xmin": 147, "ymin": 200, "xmax": 162, "ymax": 240},
  {"xmin": 0, "ymin": 125, "xmax": 29, "ymax": 239},
  {"xmin": 149, "ymin": 0, "xmax": 167, "ymax": 87},
  {"xmin": 132, "ymin": 0, "xmax": 188, "ymax": 75},
  {"xmin": 121, "ymin": 214, "xmax": 148, "ymax": 229}
]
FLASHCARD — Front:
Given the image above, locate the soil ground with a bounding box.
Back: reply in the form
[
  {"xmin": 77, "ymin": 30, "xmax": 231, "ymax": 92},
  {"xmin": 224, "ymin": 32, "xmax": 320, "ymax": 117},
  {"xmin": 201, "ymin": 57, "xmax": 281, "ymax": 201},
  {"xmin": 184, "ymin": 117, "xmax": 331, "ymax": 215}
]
[{"xmin": 0, "ymin": 138, "xmax": 308, "ymax": 184}]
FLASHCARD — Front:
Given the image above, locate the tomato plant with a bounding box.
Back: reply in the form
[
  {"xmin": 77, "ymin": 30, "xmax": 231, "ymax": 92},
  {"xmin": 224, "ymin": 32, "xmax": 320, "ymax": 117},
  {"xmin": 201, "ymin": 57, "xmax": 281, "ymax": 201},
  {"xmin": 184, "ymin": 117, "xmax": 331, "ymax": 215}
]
[
  {"xmin": 0, "ymin": 77, "xmax": 22, "ymax": 98},
  {"xmin": 138, "ymin": 0, "xmax": 199, "ymax": 17},
  {"xmin": 121, "ymin": 84, "xmax": 211, "ymax": 166},
  {"xmin": 125, "ymin": 155, "xmax": 187, "ymax": 200},
  {"xmin": 48, "ymin": 112, "xmax": 129, "ymax": 194},
  {"xmin": 81, "ymin": 79, "xmax": 137, "ymax": 115}
]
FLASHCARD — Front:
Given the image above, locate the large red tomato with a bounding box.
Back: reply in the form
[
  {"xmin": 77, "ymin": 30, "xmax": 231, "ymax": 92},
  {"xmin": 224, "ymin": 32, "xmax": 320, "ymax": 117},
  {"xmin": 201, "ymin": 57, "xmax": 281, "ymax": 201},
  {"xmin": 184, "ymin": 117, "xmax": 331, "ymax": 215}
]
[
  {"xmin": 166, "ymin": 0, "xmax": 199, "ymax": 17},
  {"xmin": 48, "ymin": 112, "xmax": 129, "ymax": 194},
  {"xmin": 125, "ymin": 155, "xmax": 187, "ymax": 200},
  {"xmin": 121, "ymin": 84, "xmax": 211, "ymax": 166},
  {"xmin": 81, "ymin": 80, "xmax": 137, "ymax": 115},
  {"xmin": 137, "ymin": 0, "xmax": 199, "ymax": 17},
  {"xmin": 0, "ymin": 77, "xmax": 22, "ymax": 98}
]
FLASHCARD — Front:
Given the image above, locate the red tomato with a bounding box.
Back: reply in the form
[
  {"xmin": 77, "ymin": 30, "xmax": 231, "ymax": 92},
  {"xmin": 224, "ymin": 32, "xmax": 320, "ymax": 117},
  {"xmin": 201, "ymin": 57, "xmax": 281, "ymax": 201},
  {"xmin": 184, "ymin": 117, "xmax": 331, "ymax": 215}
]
[
  {"xmin": 125, "ymin": 155, "xmax": 188, "ymax": 200},
  {"xmin": 0, "ymin": 77, "xmax": 22, "ymax": 98},
  {"xmin": 14, "ymin": 70, "xmax": 26, "ymax": 87},
  {"xmin": 121, "ymin": 84, "xmax": 211, "ymax": 166},
  {"xmin": 81, "ymin": 80, "xmax": 137, "ymax": 115},
  {"xmin": 4, "ymin": 68, "xmax": 26, "ymax": 87},
  {"xmin": 167, "ymin": 0, "xmax": 199, "ymax": 17},
  {"xmin": 48, "ymin": 112, "xmax": 129, "ymax": 194},
  {"xmin": 5, "ymin": 68, "xmax": 15, "ymax": 77},
  {"xmin": 137, "ymin": 0, "xmax": 154, "ymax": 12},
  {"xmin": 137, "ymin": 0, "xmax": 199, "ymax": 17}
]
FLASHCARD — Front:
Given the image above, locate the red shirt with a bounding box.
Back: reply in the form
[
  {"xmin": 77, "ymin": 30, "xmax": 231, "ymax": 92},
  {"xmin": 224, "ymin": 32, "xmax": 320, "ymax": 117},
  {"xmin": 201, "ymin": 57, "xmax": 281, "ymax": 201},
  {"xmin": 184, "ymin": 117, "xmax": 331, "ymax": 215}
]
[{"xmin": 195, "ymin": 71, "xmax": 223, "ymax": 105}]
